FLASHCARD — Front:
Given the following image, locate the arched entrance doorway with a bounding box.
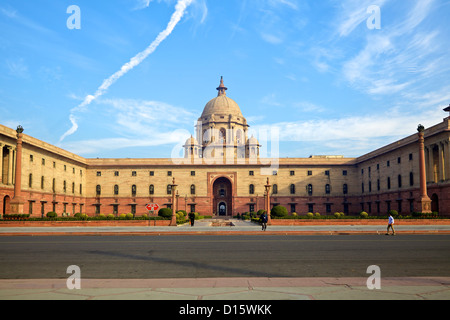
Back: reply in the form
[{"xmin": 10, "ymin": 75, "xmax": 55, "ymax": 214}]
[
  {"xmin": 3, "ymin": 195, "xmax": 11, "ymax": 215},
  {"xmin": 431, "ymin": 194, "xmax": 439, "ymax": 213},
  {"xmin": 218, "ymin": 202, "xmax": 227, "ymax": 216},
  {"xmin": 212, "ymin": 177, "xmax": 233, "ymax": 217}
]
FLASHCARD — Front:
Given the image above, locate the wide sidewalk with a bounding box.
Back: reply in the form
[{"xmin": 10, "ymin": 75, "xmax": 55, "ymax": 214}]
[
  {"xmin": 1, "ymin": 219, "xmax": 449, "ymax": 300},
  {"xmin": 1, "ymin": 218, "xmax": 450, "ymax": 236}
]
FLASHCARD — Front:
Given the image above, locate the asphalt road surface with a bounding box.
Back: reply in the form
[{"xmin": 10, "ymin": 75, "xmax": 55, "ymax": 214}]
[{"xmin": 1, "ymin": 235, "xmax": 450, "ymax": 279}]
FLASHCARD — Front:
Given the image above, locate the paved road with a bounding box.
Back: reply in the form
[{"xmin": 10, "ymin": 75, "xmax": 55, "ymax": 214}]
[{"xmin": 1, "ymin": 235, "xmax": 450, "ymax": 279}]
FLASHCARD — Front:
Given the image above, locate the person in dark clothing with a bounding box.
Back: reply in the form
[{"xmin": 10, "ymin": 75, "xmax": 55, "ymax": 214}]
[
  {"xmin": 260, "ymin": 211, "xmax": 268, "ymax": 231},
  {"xmin": 188, "ymin": 212, "xmax": 195, "ymax": 227}
]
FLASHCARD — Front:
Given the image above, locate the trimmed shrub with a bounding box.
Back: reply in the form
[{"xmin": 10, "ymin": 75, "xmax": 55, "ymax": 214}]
[
  {"xmin": 306, "ymin": 212, "xmax": 314, "ymax": 219},
  {"xmin": 107, "ymin": 214, "xmax": 115, "ymax": 220},
  {"xmin": 360, "ymin": 211, "xmax": 369, "ymax": 219},
  {"xmin": 125, "ymin": 213, "xmax": 134, "ymax": 220},
  {"xmin": 158, "ymin": 208, "xmax": 173, "ymax": 219},
  {"xmin": 46, "ymin": 212, "xmax": 57, "ymax": 219},
  {"xmin": 271, "ymin": 205, "xmax": 288, "ymax": 218},
  {"xmin": 314, "ymin": 212, "xmax": 321, "ymax": 217},
  {"xmin": 334, "ymin": 212, "xmax": 344, "ymax": 219},
  {"xmin": 98, "ymin": 214, "xmax": 106, "ymax": 220}
]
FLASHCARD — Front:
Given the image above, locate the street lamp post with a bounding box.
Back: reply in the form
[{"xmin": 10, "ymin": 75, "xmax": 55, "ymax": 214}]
[{"xmin": 264, "ymin": 178, "xmax": 272, "ymax": 225}]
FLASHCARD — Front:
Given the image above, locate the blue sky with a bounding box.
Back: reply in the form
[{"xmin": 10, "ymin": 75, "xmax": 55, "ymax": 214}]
[{"xmin": 1, "ymin": 0, "xmax": 449, "ymax": 159}]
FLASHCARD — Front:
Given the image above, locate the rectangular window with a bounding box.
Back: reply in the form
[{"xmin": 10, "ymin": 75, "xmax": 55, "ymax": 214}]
[
  {"xmin": 114, "ymin": 171, "xmax": 119, "ymax": 176},
  {"xmin": 307, "ymin": 170, "xmax": 312, "ymax": 176},
  {"xmin": 97, "ymin": 171, "xmax": 101, "ymax": 177},
  {"xmin": 150, "ymin": 171, "xmax": 154, "ymax": 176},
  {"xmin": 168, "ymin": 171, "xmax": 172, "ymax": 176},
  {"xmin": 190, "ymin": 204, "xmax": 196, "ymax": 213},
  {"xmin": 132, "ymin": 171, "xmax": 137, "ymax": 176},
  {"xmin": 30, "ymin": 155, "xmax": 33, "ymax": 162},
  {"xmin": 290, "ymin": 171, "xmax": 295, "ymax": 176},
  {"xmin": 343, "ymin": 170, "xmax": 347, "ymax": 176},
  {"xmin": 249, "ymin": 171, "xmax": 254, "ymax": 176},
  {"xmin": 308, "ymin": 204, "xmax": 314, "ymax": 213},
  {"xmin": 325, "ymin": 170, "xmax": 330, "ymax": 176},
  {"xmin": 191, "ymin": 171, "xmax": 196, "ymax": 176},
  {"xmin": 290, "ymin": 204, "xmax": 296, "ymax": 213},
  {"xmin": 326, "ymin": 204, "xmax": 331, "ymax": 213},
  {"xmin": 42, "ymin": 158, "xmax": 45, "ymax": 165}
]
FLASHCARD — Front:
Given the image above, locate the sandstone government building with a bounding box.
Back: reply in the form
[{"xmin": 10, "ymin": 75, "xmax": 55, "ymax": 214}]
[{"xmin": 1, "ymin": 78, "xmax": 449, "ymax": 218}]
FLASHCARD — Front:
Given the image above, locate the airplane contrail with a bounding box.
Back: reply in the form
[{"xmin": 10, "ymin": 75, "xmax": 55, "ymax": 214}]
[{"xmin": 60, "ymin": 0, "xmax": 193, "ymax": 142}]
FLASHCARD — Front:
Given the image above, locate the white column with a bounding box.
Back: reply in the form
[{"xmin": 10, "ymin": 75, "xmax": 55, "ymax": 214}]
[
  {"xmin": 445, "ymin": 140, "xmax": 450, "ymax": 181},
  {"xmin": 438, "ymin": 142, "xmax": 445, "ymax": 182},
  {"xmin": 427, "ymin": 144, "xmax": 435, "ymax": 183},
  {"xmin": 0, "ymin": 143, "xmax": 3, "ymax": 184},
  {"xmin": 7, "ymin": 146, "xmax": 13, "ymax": 185}
]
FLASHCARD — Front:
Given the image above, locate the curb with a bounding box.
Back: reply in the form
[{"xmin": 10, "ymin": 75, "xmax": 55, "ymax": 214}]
[{"xmin": 1, "ymin": 230, "xmax": 450, "ymax": 237}]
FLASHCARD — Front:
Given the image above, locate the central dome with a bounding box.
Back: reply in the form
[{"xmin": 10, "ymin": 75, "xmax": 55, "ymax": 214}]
[
  {"xmin": 201, "ymin": 95, "xmax": 243, "ymax": 118},
  {"xmin": 200, "ymin": 77, "xmax": 244, "ymax": 119}
]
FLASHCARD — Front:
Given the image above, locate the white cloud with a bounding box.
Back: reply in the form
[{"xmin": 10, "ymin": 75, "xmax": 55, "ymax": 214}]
[
  {"xmin": 6, "ymin": 58, "xmax": 29, "ymax": 79},
  {"xmin": 252, "ymin": 105, "xmax": 444, "ymax": 156},
  {"xmin": 60, "ymin": 0, "xmax": 194, "ymax": 142},
  {"xmin": 260, "ymin": 32, "xmax": 283, "ymax": 44}
]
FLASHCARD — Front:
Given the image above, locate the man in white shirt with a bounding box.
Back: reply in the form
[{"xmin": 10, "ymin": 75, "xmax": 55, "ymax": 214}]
[{"xmin": 386, "ymin": 214, "xmax": 395, "ymax": 235}]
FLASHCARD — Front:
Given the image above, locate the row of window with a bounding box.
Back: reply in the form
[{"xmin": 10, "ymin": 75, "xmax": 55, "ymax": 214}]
[
  {"xmin": 96, "ymin": 184, "xmax": 197, "ymax": 196},
  {"xmin": 29, "ymin": 172, "xmax": 414, "ymax": 196},
  {"xmin": 28, "ymin": 174, "xmax": 82, "ymax": 194},
  {"xmin": 97, "ymin": 171, "xmax": 197, "ymax": 177},
  {"xmin": 30, "ymin": 156, "xmax": 83, "ymax": 175},
  {"xmin": 361, "ymin": 154, "xmax": 414, "ymax": 176},
  {"xmin": 250, "ymin": 170, "xmax": 344, "ymax": 176},
  {"xmin": 250, "ymin": 183, "xmax": 345, "ymax": 196},
  {"xmin": 361, "ymin": 173, "xmax": 414, "ymax": 193},
  {"xmin": 95, "ymin": 170, "xmax": 347, "ymax": 178}
]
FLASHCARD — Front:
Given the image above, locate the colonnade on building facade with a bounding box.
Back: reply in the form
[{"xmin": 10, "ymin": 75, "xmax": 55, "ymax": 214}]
[
  {"xmin": 425, "ymin": 139, "xmax": 450, "ymax": 183},
  {"xmin": 0, "ymin": 143, "xmax": 16, "ymax": 186}
]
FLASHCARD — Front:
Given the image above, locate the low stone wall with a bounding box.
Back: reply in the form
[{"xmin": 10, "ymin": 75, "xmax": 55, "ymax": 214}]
[
  {"xmin": 0, "ymin": 220, "xmax": 171, "ymax": 227},
  {"xmin": 269, "ymin": 219, "xmax": 450, "ymax": 226}
]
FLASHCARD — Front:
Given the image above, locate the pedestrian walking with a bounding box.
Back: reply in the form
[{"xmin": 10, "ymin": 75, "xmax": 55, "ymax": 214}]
[
  {"xmin": 189, "ymin": 212, "xmax": 195, "ymax": 227},
  {"xmin": 260, "ymin": 211, "xmax": 268, "ymax": 231},
  {"xmin": 386, "ymin": 213, "xmax": 395, "ymax": 235}
]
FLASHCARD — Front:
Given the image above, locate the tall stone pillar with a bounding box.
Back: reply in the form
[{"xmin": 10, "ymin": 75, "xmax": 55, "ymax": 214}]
[
  {"xmin": 169, "ymin": 178, "xmax": 178, "ymax": 226},
  {"xmin": 417, "ymin": 125, "xmax": 432, "ymax": 213},
  {"xmin": 10, "ymin": 126, "xmax": 25, "ymax": 214},
  {"xmin": 264, "ymin": 178, "xmax": 272, "ymax": 225}
]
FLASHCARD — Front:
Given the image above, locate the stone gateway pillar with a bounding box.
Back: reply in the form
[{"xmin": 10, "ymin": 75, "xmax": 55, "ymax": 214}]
[
  {"xmin": 417, "ymin": 125, "xmax": 432, "ymax": 214},
  {"xmin": 10, "ymin": 126, "xmax": 25, "ymax": 214}
]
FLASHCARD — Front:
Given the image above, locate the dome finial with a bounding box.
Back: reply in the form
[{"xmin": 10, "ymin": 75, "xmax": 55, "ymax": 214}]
[{"xmin": 216, "ymin": 76, "xmax": 227, "ymax": 96}]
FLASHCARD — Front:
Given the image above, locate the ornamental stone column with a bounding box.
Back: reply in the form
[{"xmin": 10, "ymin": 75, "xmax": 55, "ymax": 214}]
[
  {"xmin": 169, "ymin": 178, "xmax": 178, "ymax": 226},
  {"xmin": 10, "ymin": 126, "xmax": 25, "ymax": 214},
  {"xmin": 417, "ymin": 125, "xmax": 432, "ymax": 213}
]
